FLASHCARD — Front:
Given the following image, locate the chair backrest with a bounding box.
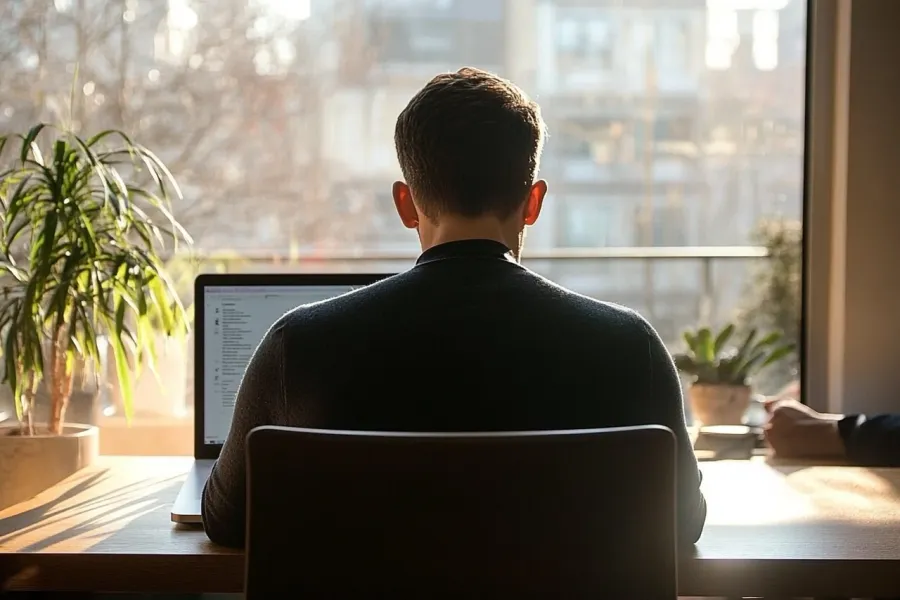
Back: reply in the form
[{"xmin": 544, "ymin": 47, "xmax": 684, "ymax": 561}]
[{"xmin": 245, "ymin": 425, "xmax": 677, "ymax": 599}]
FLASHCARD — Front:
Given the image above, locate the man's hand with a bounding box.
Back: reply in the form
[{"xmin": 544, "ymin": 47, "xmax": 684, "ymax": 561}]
[{"xmin": 764, "ymin": 399, "xmax": 847, "ymax": 459}]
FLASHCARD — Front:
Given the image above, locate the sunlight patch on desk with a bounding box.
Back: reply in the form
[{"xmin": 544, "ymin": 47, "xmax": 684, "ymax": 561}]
[
  {"xmin": 0, "ymin": 464, "xmax": 185, "ymax": 553},
  {"xmin": 789, "ymin": 467, "xmax": 900, "ymax": 523},
  {"xmin": 700, "ymin": 461, "xmax": 900, "ymax": 526},
  {"xmin": 702, "ymin": 461, "xmax": 815, "ymax": 524}
]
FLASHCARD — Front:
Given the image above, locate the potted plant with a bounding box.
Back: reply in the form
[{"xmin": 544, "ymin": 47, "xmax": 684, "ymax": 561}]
[
  {"xmin": 737, "ymin": 219, "xmax": 802, "ymax": 393},
  {"xmin": 0, "ymin": 124, "xmax": 190, "ymax": 510},
  {"xmin": 673, "ymin": 324, "xmax": 794, "ymax": 426}
]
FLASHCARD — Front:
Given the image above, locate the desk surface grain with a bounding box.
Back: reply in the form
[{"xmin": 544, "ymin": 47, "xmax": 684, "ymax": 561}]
[{"xmin": 1, "ymin": 456, "xmax": 899, "ymax": 597}]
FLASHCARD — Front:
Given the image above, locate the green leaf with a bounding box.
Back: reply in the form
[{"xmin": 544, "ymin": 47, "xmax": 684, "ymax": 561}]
[
  {"xmin": 682, "ymin": 331, "xmax": 697, "ymax": 354},
  {"xmin": 735, "ymin": 328, "xmax": 757, "ymax": 364},
  {"xmin": 713, "ymin": 323, "xmax": 735, "ymax": 355},
  {"xmin": 20, "ymin": 124, "xmax": 47, "ymax": 163},
  {"xmin": 750, "ymin": 330, "xmax": 783, "ymax": 355},
  {"xmin": 110, "ymin": 330, "xmax": 134, "ymax": 422},
  {"xmin": 759, "ymin": 344, "xmax": 795, "ymax": 370},
  {"xmin": 3, "ymin": 301, "xmax": 22, "ymax": 418},
  {"xmin": 138, "ymin": 315, "xmax": 158, "ymax": 383},
  {"xmin": 736, "ymin": 350, "xmax": 768, "ymax": 382},
  {"xmin": 148, "ymin": 275, "xmax": 175, "ymax": 334},
  {"xmin": 114, "ymin": 296, "xmax": 127, "ymax": 346},
  {"xmin": 696, "ymin": 327, "xmax": 714, "ymax": 363}
]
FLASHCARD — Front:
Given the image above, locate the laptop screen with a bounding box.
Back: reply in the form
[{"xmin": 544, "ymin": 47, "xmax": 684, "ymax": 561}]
[{"xmin": 201, "ymin": 284, "xmax": 364, "ymax": 445}]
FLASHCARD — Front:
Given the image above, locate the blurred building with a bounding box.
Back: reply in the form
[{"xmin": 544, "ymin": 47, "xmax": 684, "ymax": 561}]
[
  {"xmin": 306, "ymin": 0, "xmax": 806, "ymax": 335},
  {"xmin": 0, "ymin": 0, "xmax": 807, "ymax": 341}
]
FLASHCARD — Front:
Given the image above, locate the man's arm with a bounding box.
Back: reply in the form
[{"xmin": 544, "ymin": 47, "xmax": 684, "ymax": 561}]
[
  {"xmin": 201, "ymin": 321, "xmax": 287, "ymax": 548},
  {"xmin": 838, "ymin": 414, "xmax": 900, "ymax": 467},
  {"xmin": 640, "ymin": 318, "xmax": 708, "ymax": 545}
]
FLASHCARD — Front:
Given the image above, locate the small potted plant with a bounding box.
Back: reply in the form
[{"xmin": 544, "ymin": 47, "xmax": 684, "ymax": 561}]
[
  {"xmin": 0, "ymin": 124, "xmax": 191, "ymax": 510},
  {"xmin": 674, "ymin": 324, "xmax": 794, "ymax": 426}
]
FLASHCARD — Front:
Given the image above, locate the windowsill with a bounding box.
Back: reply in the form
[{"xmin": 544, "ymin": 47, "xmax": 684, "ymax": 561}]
[
  {"xmin": 93, "ymin": 415, "xmax": 838, "ymax": 466},
  {"xmin": 97, "ymin": 413, "xmax": 193, "ymax": 456},
  {"xmin": 92, "ymin": 419, "xmax": 770, "ymax": 460},
  {"xmin": 98, "ymin": 413, "xmax": 192, "ymax": 426}
]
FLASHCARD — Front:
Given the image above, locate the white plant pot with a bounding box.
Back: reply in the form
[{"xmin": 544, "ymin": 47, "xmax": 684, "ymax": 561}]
[{"xmin": 0, "ymin": 423, "xmax": 99, "ymax": 511}]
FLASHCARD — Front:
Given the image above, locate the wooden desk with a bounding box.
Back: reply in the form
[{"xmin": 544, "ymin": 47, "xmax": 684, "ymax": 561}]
[{"xmin": 1, "ymin": 457, "xmax": 900, "ymax": 597}]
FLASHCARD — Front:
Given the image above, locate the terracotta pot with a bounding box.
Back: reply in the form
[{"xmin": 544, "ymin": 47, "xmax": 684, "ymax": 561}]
[
  {"xmin": 0, "ymin": 424, "xmax": 99, "ymax": 511},
  {"xmin": 688, "ymin": 384, "xmax": 752, "ymax": 426}
]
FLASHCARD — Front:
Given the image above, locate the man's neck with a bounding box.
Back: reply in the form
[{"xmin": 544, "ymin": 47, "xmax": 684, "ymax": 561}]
[{"xmin": 418, "ymin": 216, "xmax": 523, "ymax": 259}]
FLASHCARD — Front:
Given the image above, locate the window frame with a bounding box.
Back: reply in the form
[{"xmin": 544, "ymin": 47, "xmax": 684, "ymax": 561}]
[{"xmin": 802, "ymin": 0, "xmax": 845, "ymax": 413}]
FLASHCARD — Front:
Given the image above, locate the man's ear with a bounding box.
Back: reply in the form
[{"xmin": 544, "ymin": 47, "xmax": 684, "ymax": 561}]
[
  {"xmin": 523, "ymin": 180, "xmax": 547, "ymax": 226},
  {"xmin": 392, "ymin": 181, "xmax": 419, "ymax": 229}
]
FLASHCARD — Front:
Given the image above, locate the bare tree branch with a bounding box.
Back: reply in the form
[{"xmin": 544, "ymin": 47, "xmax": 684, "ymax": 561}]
[{"xmin": 1, "ymin": 0, "xmax": 381, "ymax": 251}]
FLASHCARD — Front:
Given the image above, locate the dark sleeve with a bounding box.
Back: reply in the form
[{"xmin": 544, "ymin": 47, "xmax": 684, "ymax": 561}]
[
  {"xmin": 201, "ymin": 321, "xmax": 286, "ymax": 548},
  {"xmin": 838, "ymin": 413, "xmax": 900, "ymax": 467},
  {"xmin": 639, "ymin": 317, "xmax": 708, "ymax": 545}
]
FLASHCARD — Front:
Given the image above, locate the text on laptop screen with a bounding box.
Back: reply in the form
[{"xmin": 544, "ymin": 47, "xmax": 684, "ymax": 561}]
[{"xmin": 203, "ymin": 285, "xmax": 358, "ymax": 444}]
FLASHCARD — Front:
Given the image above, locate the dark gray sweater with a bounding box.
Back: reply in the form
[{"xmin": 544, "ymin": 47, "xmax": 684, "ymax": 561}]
[
  {"xmin": 201, "ymin": 239, "xmax": 707, "ymax": 548},
  {"xmin": 839, "ymin": 413, "xmax": 900, "ymax": 466}
]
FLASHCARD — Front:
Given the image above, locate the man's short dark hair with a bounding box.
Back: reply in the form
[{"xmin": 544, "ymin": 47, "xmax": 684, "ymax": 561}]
[{"xmin": 394, "ymin": 67, "xmax": 545, "ymax": 220}]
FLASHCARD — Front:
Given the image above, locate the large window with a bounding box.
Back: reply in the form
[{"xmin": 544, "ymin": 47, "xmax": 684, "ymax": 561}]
[
  {"xmin": 0, "ymin": 0, "xmax": 807, "ymax": 453},
  {"xmin": 557, "ymin": 15, "xmax": 615, "ymax": 70}
]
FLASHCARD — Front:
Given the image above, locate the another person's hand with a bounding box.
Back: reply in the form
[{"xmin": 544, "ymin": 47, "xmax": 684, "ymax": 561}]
[
  {"xmin": 764, "ymin": 398, "xmax": 846, "ymax": 460},
  {"xmin": 768, "ymin": 380, "xmax": 801, "ymax": 404}
]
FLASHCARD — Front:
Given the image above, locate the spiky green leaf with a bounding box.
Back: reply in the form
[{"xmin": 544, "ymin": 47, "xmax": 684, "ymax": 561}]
[
  {"xmin": 713, "ymin": 323, "xmax": 735, "ymax": 355},
  {"xmin": 696, "ymin": 327, "xmax": 714, "ymax": 363}
]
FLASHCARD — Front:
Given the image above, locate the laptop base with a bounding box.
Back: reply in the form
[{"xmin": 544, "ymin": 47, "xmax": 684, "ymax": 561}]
[{"xmin": 171, "ymin": 460, "xmax": 215, "ymax": 524}]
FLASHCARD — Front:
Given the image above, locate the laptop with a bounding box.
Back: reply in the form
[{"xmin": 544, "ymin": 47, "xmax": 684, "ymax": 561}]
[{"xmin": 171, "ymin": 272, "xmax": 392, "ymax": 523}]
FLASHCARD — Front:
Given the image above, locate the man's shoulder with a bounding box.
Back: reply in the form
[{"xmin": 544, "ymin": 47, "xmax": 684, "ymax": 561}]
[
  {"xmin": 526, "ymin": 270, "xmax": 650, "ymax": 328},
  {"xmin": 274, "ymin": 271, "xmax": 411, "ymax": 326},
  {"xmin": 273, "ymin": 267, "xmax": 654, "ymax": 339}
]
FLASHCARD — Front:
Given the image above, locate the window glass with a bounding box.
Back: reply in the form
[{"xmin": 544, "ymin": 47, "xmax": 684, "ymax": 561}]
[{"xmin": 0, "ymin": 0, "xmax": 807, "ymax": 450}]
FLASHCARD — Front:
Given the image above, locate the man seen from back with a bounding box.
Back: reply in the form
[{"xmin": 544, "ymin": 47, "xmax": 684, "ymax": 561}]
[{"xmin": 201, "ymin": 67, "xmax": 707, "ymax": 548}]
